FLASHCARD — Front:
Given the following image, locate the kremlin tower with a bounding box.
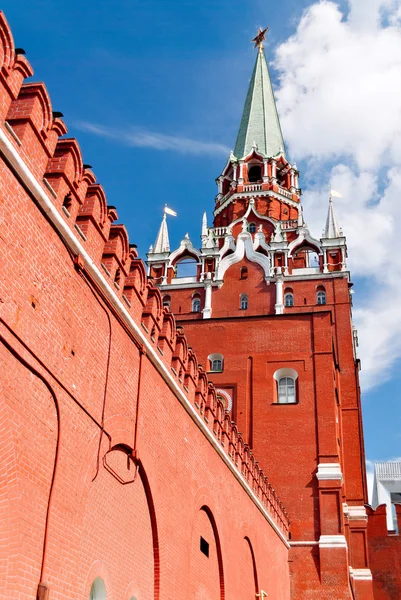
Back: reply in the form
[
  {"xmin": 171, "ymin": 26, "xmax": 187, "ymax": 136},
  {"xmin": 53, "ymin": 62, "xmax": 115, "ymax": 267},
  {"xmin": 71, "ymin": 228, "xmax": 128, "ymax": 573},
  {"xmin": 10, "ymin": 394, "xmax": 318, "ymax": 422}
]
[{"xmin": 147, "ymin": 28, "xmax": 371, "ymax": 599}]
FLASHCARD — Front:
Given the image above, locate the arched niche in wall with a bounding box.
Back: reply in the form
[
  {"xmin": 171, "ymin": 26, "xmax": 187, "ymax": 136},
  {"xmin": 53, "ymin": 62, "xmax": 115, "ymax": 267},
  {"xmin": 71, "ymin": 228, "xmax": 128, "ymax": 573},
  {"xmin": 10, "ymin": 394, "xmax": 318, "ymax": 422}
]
[
  {"xmin": 189, "ymin": 506, "xmax": 225, "ymax": 599},
  {"xmin": 235, "ymin": 537, "xmax": 259, "ymax": 598}
]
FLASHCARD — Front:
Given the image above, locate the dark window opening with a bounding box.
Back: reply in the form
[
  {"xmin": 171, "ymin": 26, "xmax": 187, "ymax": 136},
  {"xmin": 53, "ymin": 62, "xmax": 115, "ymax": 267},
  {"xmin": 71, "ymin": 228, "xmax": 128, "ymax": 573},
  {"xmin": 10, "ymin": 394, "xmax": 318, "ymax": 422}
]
[
  {"xmin": 62, "ymin": 192, "xmax": 72, "ymax": 213},
  {"xmin": 114, "ymin": 268, "xmax": 121, "ymax": 287},
  {"xmin": 240, "ymin": 266, "xmax": 248, "ymax": 280},
  {"xmin": 200, "ymin": 536, "xmax": 209, "ymax": 557},
  {"xmin": 248, "ymin": 222, "xmax": 257, "ymax": 234},
  {"xmin": 248, "ymin": 165, "xmax": 262, "ymax": 183}
]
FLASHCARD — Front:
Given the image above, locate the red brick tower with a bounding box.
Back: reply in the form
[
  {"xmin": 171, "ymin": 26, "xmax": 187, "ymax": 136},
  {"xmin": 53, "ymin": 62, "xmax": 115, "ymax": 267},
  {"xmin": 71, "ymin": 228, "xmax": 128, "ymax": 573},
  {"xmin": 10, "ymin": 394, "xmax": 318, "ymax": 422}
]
[{"xmin": 147, "ymin": 31, "xmax": 373, "ymax": 599}]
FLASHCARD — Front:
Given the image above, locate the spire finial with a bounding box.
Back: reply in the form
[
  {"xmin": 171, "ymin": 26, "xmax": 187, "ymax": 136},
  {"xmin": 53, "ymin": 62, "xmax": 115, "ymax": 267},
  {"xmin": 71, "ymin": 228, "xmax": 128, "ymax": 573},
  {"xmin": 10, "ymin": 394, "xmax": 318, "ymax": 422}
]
[
  {"xmin": 252, "ymin": 27, "xmax": 269, "ymax": 50},
  {"xmin": 324, "ymin": 188, "xmax": 342, "ymax": 239},
  {"xmin": 234, "ymin": 26, "xmax": 285, "ymax": 160}
]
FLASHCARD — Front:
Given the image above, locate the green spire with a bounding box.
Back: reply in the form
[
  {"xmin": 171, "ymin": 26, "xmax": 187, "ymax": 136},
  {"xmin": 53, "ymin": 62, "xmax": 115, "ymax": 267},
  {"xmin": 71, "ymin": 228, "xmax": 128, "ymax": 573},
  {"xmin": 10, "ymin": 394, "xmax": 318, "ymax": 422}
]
[{"xmin": 234, "ymin": 47, "xmax": 286, "ymax": 160}]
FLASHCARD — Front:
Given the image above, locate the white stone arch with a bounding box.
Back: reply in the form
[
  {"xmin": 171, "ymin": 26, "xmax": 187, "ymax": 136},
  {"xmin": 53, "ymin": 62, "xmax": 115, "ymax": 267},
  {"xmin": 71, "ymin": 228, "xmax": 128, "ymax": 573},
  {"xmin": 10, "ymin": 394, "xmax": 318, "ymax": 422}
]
[
  {"xmin": 216, "ymin": 231, "xmax": 271, "ymax": 281},
  {"xmin": 228, "ymin": 198, "xmax": 276, "ymax": 232},
  {"xmin": 168, "ymin": 235, "xmax": 202, "ymax": 267},
  {"xmin": 288, "ymin": 227, "xmax": 322, "ymax": 257},
  {"xmin": 216, "ymin": 388, "xmax": 233, "ymax": 412}
]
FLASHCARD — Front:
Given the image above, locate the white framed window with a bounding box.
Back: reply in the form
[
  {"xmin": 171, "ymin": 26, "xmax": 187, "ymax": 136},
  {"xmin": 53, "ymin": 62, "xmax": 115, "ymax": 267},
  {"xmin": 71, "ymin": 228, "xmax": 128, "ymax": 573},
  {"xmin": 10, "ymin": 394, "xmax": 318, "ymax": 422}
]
[
  {"xmin": 89, "ymin": 578, "xmax": 107, "ymax": 600},
  {"xmin": 248, "ymin": 222, "xmax": 257, "ymax": 234},
  {"xmin": 209, "ymin": 353, "xmax": 224, "ymax": 372},
  {"xmin": 192, "ymin": 296, "xmax": 201, "ymax": 312},
  {"xmin": 273, "ymin": 368, "xmax": 299, "ymax": 404},
  {"xmin": 278, "ymin": 377, "xmax": 296, "ymax": 403},
  {"xmin": 284, "ymin": 292, "xmax": 294, "ymax": 307},
  {"xmin": 240, "ymin": 293, "xmax": 248, "ymax": 310},
  {"xmin": 317, "ymin": 289, "xmax": 326, "ymax": 305}
]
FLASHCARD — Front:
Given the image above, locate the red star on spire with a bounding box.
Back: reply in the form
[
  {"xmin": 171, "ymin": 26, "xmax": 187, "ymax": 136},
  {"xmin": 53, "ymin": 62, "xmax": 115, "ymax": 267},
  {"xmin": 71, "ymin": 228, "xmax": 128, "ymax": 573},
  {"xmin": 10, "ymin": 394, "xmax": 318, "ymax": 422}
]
[{"xmin": 252, "ymin": 27, "xmax": 269, "ymax": 49}]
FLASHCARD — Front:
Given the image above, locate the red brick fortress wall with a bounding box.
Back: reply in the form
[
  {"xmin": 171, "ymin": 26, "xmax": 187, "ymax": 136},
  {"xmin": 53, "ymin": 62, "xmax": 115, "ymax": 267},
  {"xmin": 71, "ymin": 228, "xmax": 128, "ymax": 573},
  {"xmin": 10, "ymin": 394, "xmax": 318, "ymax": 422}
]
[{"xmin": 0, "ymin": 12, "xmax": 290, "ymax": 600}]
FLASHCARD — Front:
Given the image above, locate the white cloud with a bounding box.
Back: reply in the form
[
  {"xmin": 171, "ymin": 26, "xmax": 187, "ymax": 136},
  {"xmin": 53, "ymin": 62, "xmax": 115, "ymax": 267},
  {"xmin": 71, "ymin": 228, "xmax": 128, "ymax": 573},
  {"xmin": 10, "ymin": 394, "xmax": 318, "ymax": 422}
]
[
  {"xmin": 274, "ymin": 0, "xmax": 401, "ymax": 389},
  {"xmin": 75, "ymin": 121, "xmax": 230, "ymax": 157}
]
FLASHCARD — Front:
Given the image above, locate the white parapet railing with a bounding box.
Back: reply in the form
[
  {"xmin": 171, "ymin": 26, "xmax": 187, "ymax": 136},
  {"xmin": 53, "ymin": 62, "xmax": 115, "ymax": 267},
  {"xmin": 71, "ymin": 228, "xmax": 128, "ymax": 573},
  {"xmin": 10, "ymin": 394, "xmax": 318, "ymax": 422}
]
[
  {"xmin": 243, "ymin": 183, "xmax": 263, "ymax": 192},
  {"xmin": 375, "ymin": 462, "xmax": 401, "ymax": 481}
]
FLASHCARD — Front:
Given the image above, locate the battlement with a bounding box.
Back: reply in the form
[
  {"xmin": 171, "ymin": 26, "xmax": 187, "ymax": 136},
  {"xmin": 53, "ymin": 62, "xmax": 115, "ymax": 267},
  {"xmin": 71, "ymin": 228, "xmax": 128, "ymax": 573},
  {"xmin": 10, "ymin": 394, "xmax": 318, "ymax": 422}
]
[{"xmin": 0, "ymin": 11, "xmax": 289, "ymax": 537}]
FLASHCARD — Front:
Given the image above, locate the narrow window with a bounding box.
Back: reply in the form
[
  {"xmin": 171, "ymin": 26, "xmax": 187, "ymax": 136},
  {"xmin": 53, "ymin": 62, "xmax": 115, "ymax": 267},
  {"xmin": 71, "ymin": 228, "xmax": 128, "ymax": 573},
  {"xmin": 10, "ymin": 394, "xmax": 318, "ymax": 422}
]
[
  {"xmin": 248, "ymin": 222, "xmax": 257, "ymax": 234},
  {"xmin": 114, "ymin": 268, "xmax": 121, "ymax": 287},
  {"xmin": 200, "ymin": 536, "xmax": 209, "ymax": 557},
  {"xmin": 192, "ymin": 296, "xmax": 201, "ymax": 313},
  {"xmin": 317, "ymin": 288, "xmax": 326, "ymax": 305},
  {"xmin": 284, "ymin": 293, "xmax": 294, "ymax": 307},
  {"xmin": 240, "ymin": 294, "xmax": 248, "ymax": 310},
  {"xmin": 278, "ymin": 377, "xmax": 296, "ymax": 404},
  {"xmin": 163, "ymin": 295, "xmax": 171, "ymax": 310}
]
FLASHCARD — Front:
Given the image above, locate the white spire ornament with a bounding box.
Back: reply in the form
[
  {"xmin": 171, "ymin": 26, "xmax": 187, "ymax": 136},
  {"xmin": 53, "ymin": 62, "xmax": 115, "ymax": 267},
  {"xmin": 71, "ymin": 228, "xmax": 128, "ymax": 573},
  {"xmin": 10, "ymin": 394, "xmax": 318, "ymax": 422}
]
[{"xmin": 324, "ymin": 189, "xmax": 341, "ymax": 239}]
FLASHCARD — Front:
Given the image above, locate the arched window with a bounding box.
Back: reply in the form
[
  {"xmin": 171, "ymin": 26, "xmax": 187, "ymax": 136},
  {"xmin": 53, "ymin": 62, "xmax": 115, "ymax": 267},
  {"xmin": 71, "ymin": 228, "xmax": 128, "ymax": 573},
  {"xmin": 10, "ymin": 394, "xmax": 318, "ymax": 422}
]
[
  {"xmin": 192, "ymin": 295, "xmax": 201, "ymax": 313},
  {"xmin": 163, "ymin": 295, "xmax": 171, "ymax": 309},
  {"xmin": 89, "ymin": 578, "xmax": 107, "ymax": 600},
  {"xmin": 273, "ymin": 368, "xmax": 299, "ymax": 404},
  {"xmin": 248, "ymin": 222, "xmax": 257, "ymax": 234},
  {"xmin": 284, "ymin": 291, "xmax": 294, "ymax": 307},
  {"xmin": 248, "ymin": 164, "xmax": 262, "ymax": 183},
  {"xmin": 317, "ymin": 287, "xmax": 326, "ymax": 305},
  {"xmin": 240, "ymin": 294, "xmax": 248, "ymax": 310},
  {"xmin": 240, "ymin": 266, "xmax": 248, "ymax": 280},
  {"xmin": 209, "ymin": 353, "xmax": 224, "ymax": 372}
]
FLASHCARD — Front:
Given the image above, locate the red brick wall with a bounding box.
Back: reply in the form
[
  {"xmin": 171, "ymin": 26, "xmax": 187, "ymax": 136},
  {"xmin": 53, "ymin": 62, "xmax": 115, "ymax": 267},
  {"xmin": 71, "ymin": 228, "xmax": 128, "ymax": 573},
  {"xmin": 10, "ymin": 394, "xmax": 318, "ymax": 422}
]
[{"xmin": 0, "ymin": 11, "xmax": 291, "ymax": 600}]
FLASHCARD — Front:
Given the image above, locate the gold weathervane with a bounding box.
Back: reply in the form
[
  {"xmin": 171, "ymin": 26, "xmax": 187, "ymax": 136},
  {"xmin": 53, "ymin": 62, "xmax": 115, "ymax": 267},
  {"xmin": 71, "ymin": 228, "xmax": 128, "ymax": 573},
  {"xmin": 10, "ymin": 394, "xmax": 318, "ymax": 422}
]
[{"xmin": 252, "ymin": 26, "xmax": 269, "ymax": 49}]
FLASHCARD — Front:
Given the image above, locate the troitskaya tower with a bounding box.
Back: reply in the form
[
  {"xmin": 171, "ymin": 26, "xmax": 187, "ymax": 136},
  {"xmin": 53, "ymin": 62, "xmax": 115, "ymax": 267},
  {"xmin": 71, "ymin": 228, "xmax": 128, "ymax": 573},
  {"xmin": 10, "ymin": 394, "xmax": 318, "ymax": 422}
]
[{"xmin": 147, "ymin": 28, "xmax": 372, "ymax": 600}]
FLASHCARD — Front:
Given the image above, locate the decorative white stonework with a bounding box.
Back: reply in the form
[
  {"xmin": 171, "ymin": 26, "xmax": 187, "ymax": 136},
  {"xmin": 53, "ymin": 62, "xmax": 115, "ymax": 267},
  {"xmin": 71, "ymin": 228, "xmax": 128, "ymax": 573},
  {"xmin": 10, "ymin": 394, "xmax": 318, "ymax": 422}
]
[
  {"xmin": 216, "ymin": 230, "xmax": 271, "ymax": 281},
  {"xmin": 215, "ymin": 388, "xmax": 233, "ymax": 412},
  {"xmin": 202, "ymin": 276, "xmax": 213, "ymax": 319},
  {"xmin": 343, "ymin": 504, "xmax": 368, "ymax": 521},
  {"xmin": 275, "ymin": 273, "xmax": 284, "ymax": 315},
  {"xmin": 316, "ymin": 463, "xmax": 343, "ymax": 482},
  {"xmin": 349, "ymin": 568, "xmax": 373, "ymax": 581},
  {"xmin": 319, "ymin": 535, "xmax": 347, "ymax": 549}
]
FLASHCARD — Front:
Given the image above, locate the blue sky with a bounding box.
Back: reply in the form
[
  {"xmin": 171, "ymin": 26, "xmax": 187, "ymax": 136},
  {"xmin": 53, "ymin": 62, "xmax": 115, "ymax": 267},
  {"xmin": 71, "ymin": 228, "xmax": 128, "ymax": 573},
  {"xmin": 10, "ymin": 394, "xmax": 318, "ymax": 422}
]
[{"xmin": 3, "ymin": 0, "xmax": 400, "ymax": 474}]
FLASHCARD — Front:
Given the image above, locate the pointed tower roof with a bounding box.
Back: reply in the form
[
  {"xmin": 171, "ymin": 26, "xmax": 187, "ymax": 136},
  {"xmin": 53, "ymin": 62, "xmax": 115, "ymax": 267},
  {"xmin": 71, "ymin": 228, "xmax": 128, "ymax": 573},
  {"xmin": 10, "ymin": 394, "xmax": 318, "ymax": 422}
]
[
  {"xmin": 234, "ymin": 45, "xmax": 285, "ymax": 160},
  {"xmin": 324, "ymin": 196, "xmax": 340, "ymax": 239},
  {"xmin": 153, "ymin": 213, "xmax": 170, "ymax": 253}
]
